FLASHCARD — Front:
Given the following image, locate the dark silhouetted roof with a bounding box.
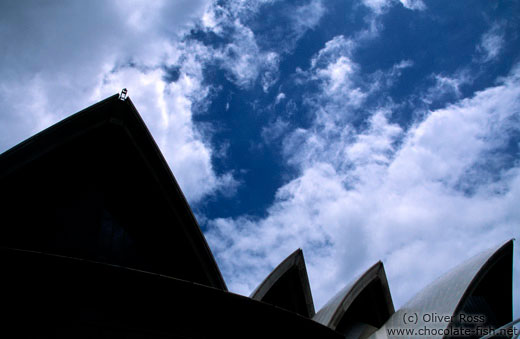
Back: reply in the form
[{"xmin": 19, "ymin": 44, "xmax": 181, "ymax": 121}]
[
  {"xmin": 0, "ymin": 245, "xmax": 344, "ymax": 338},
  {"xmin": 0, "ymin": 94, "xmax": 227, "ymax": 290},
  {"xmin": 250, "ymin": 248, "xmax": 315, "ymax": 317}
]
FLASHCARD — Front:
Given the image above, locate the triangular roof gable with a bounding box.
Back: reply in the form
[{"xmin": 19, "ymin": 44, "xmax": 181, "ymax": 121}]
[
  {"xmin": 250, "ymin": 248, "xmax": 315, "ymax": 317},
  {"xmin": 313, "ymin": 261, "xmax": 394, "ymax": 334},
  {"xmin": 0, "ymin": 94, "xmax": 227, "ymax": 290}
]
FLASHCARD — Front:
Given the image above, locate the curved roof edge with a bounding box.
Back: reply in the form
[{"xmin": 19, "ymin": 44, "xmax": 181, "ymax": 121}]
[
  {"xmin": 313, "ymin": 261, "xmax": 394, "ymax": 332},
  {"xmin": 453, "ymin": 239, "xmax": 513, "ymax": 324},
  {"xmin": 250, "ymin": 248, "xmax": 315, "ymax": 317},
  {"xmin": 0, "ymin": 94, "xmax": 227, "ymax": 291},
  {"xmin": 370, "ymin": 239, "xmax": 514, "ymax": 339},
  {"xmin": 122, "ymin": 96, "xmax": 228, "ymax": 291}
]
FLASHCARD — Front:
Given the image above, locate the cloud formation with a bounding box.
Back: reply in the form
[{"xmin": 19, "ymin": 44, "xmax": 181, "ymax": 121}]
[
  {"xmin": 197, "ymin": 0, "xmax": 326, "ymax": 91},
  {"xmin": 207, "ymin": 44, "xmax": 520, "ymax": 312},
  {"xmin": 362, "ymin": 0, "xmax": 426, "ymax": 13},
  {"xmin": 2, "ymin": 0, "xmax": 518, "ymax": 320},
  {"xmin": 477, "ymin": 22, "xmax": 505, "ymax": 63},
  {"xmin": 0, "ymin": 0, "xmax": 237, "ymax": 203}
]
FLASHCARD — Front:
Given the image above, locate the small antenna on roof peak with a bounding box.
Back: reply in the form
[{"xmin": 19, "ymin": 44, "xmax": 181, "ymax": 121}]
[{"xmin": 119, "ymin": 88, "xmax": 128, "ymax": 101}]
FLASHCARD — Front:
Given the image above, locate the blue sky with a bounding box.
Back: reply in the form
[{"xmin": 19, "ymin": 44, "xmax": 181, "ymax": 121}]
[{"xmin": 1, "ymin": 0, "xmax": 519, "ymax": 315}]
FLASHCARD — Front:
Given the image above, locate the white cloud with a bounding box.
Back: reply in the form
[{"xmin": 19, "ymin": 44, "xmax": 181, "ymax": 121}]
[
  {"xmin": 199, "ymin": 0, "xmax": 325, "ymax": 91},
  {"xmin": 309, "ymin": 41, "xmax": 413, "ymax": 116},
  {"xmin": 362, "ymin": 0, "xmax": 426, "ymax": 13},
  {"xmin": 262, "ymin": 117, "xmax": 290, "ymax": 143},
  {"xmin": 477, "ymin": 23, "xmax": 505, "ymax": 63},
  {"xmin": 307, "ymin": 35, "xmax": 369, "ymax": 115},
  {"xmin": 219, "ymin": 21, "xmax": 266, "ymax": 88},
  {"xmin": 295, "ymin": 36, "xmax": 410, "ymax": 146},
  {"xmin": 198, "ymin": 4, "xmax": 280, "ymax": 90},
  {"xmin": 0, "ymin": 0, "xmax": 236, "ymax": 204},
  {"xmin": 317, "ymin": 56, "xmax": 367, "ymax": 106},
  {"xmin": 290, "ymin": 0, "xmax": 326, "ymax": 34},
  {"xmin": 280, "ymin": 41, "xmax": 410, "ymax": 168},
  {"xmin": 311, "ymin": 35, "xmax": 356, "ymax": 69},
  {"xmin": 261, "ymin": 52, "xmax": 280, "ymax": 92},
  {"xmin": 399, "ymin": 0, "xmax": 427, "ymax": 11},
  {"xmin": 207, "ymin": 64, "xmax": 520, "ymax": 315},
  {"xmin": 422, "ymin": 70, "xmax": 473, "ymax": 104},
  {"xmin": 361, "ymin": 0, "xmax": 391, "ymax": 14},
  {"xmin": 392, "ymin": 59, "xmax": 414, "ymax": 72},
  {"xmin": 275, "ymin": 92, "xmax": 286, "ymax": 105}
]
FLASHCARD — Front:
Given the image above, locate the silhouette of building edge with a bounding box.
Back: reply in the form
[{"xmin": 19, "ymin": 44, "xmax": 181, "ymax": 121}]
[{"xmin": 0, "ymin": 93, "xmax": 514, "ymax": 338}]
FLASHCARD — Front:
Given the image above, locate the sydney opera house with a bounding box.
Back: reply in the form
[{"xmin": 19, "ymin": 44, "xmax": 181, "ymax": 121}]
[{"xmin": 0, "ymin": 92, "xmax": 515, "ymax": 338}]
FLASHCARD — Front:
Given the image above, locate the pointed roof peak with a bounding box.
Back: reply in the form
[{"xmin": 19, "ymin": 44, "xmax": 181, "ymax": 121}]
[
  {"xmin": 313, "ymin": 260, "xmax": 394, "ymax": 336},
  {"xmin": 251, "ymin": 248, "xmax": 315, "ymax": 317}
]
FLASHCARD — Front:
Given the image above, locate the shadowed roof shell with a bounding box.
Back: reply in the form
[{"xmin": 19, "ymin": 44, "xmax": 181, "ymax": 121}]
[
  {"xmin": 370, "ymin": 240, "xmax": 513, "ymax": 339},
  {"xmin": 0, "ymin": 94, "xmax": 227, "ymax": 290},
  {"xmin": 250, "ymin": 248, "xmax": 315, "ymax": 317},
  {"xmin": 314, "ymin": 261, "xmax": 394, "ymax": 337}
]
